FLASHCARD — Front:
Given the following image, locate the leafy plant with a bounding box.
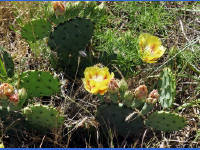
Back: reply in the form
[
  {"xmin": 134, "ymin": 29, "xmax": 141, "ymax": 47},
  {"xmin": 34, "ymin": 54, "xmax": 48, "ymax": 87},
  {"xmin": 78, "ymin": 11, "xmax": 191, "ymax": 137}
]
[{"xmin": 0, "ymin": 47, "xmax": 14, "ymax": 80}]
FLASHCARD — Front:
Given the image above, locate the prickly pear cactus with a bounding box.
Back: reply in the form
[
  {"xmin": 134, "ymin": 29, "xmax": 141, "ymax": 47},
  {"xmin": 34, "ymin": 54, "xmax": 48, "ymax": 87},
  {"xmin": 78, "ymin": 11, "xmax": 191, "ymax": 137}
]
[
  {"xmin": 145, "ymin": 111, "xmax": 186, "ymax": 132},
  {"xmin": 96, "ymin": 103, "xmax": 144, "ymax": 136},
  {"xmin": 48, "ymin": 18, "xmax": 94, "ymax": 56},
  {"xmin": 48, "ymin": 18, "xmax": 94, "ymax": 77},
  {"xmin": 158, "ymin": 68, "xmax": 176, "ymax": 108},
  {"xmin": 19, "ymin": 70, "xmax": 60, "ymax": 98},
  {"xmin": 96, "ymin": 81, "xmax": 156, "ymax": 136},
  {"xmin": 0, "ymin": 47, "xmax": 14, "ymax": 78},
  {"xmin": 23, "ymin": 104, "xmax": 64, "ymax": 131},
  {"xmin": 21, "ymin": 19, "xmax": 52, "ymax": 43}
]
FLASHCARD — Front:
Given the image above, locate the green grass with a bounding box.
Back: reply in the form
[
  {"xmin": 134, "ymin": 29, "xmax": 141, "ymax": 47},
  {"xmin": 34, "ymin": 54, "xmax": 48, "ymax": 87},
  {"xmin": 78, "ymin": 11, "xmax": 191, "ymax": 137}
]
[
  {"xmin": 12, "ymin": 1, "xmax": 177, "ymax": 77},
  {"xmin": 91, "ymin": 2, "xmax": 175, "ymax": 77}
]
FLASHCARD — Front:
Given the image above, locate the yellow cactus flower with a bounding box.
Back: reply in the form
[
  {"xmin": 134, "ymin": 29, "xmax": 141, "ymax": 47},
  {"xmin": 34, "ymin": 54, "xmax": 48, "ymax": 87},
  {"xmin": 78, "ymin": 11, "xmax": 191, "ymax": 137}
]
[
  {"xmin": 82, "ymin": 66, "xmax": 114, "ymax": 95},
  {"xmin": 139, "ymin": 33, "xmax": 166, "ymax": 63}
]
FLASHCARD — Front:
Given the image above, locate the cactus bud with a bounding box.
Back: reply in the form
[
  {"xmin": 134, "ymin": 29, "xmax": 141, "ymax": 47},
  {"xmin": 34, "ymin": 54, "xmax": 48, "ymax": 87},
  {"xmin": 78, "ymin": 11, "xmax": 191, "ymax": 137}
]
[
  {"xmin": 146, "ymin": 90, "xmax": 159, "ymax": 104},
  {"xmin": 9, "ymin": 93, "xmax": 19, "ymax": 103},
  {"xmin": 108, "ymin": 78, "xmax": 119, "ymax": 93},
  {"xmin": 134, "ymin": 85, "xmax": 148, "ymax": 100},
  {"xmin": 0, "ymin": 89, "xmax": 7, "ymax": 100},
  {"xmin": 123, "ymin": 91, "xmax": 134, "ymax": 107},
  {"xmin": 146, "ymin": 98, "xmax": 157, "ymax": 104},
  {"xmin": 0, "ymin": 83, "xmax": 14, "ymax": 97},
  {"xmin": 18, "ymin": 88, "xmax": 27, "ymax": 100},
  {"xmin": 118, "ymin": 79, "xmax": 128, "ymax": 92},
  {"xmin": 148, "ymin": 89, "xmax": 159, "ymax": 100},
  {"xmin": 52, "ymin": 1, "xmax": 66, "ymax": 16}
]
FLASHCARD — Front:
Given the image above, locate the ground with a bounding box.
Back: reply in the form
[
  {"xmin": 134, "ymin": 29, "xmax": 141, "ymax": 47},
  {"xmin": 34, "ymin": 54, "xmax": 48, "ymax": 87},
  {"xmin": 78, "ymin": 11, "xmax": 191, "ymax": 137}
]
[{"xmin": 0, "ymin": 1, "xmax": 199, "ymax": 148}]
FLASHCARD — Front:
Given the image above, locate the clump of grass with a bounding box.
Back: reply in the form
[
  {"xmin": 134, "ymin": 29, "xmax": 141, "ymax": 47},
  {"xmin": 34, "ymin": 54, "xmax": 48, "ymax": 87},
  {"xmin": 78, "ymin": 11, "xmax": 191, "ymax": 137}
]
[
  {"xmin": 92, "ymin": 2, "xmax": 175, "ymax": 77},
  {"xmin": 95, "ymin": 29, "xmax": 141, "ymax": 77},
  {"xmin": 108, "ymin": 2, "xmax": 174, "ymax": 34}
]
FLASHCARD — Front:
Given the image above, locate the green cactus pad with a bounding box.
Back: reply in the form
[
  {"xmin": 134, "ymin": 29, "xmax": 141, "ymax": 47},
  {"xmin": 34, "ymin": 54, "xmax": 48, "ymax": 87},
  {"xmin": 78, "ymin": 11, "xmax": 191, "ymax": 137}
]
[
  {"xmin": 21, "ymin": 19, "xmax": 51, "ymax": 43},
  {"xmin": 145, "ymin": 111, "xmax": 186, "ymax": 132},
  {"xmin": 48, "ymin": 18, "xmax": 94, "ymax": 78},
  {"xmin": 97, "ymin": 103, "xmax": 144, "ymax": 136},
  {"xmin": 140, "ymin": 103, "xmax": 154, "ymax": 116},
  {"xmin": 23, "ymin": 104, "xmax": 64, "ymax": 131},
  {"xmin": 158, "ymin": 68, "xmax": 176, "ymax": 108},
  {"xmin": 19, "ymin": 70, "xmax": 60, "ymax": 98},
  {"xmin": 0, "ymin": 47, "xmax": 14, "ymax": 78},
  {"xmin": 47, "ymin": 18, "xmax": 94, "ymax": 55}
]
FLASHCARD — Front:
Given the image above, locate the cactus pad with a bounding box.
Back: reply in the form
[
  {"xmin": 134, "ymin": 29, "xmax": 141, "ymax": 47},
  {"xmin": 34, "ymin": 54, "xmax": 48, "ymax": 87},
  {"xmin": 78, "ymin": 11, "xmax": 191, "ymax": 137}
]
[
  {"xmin": 21, "ymin": 19, "xmax": 51, "ymax": 43},
  {"xmin": 47, "ymin": 18, "xmax": 94, "ymax": 55},
  {"xmin": 140, "ymin": 103, "xmax": 154, "ymax": 116},
  {"xmin": 0, "ymin": 47, "xmax": 14, "ymax": 78},
  {"xmin": 48, "ymin": 18, "xmax": 94, "ymax": 78},
  {"xmin": 23, "ymin": 104, "xmax": 64, "ymax": 131},
  {"xmin": 97, "ymin": 103, "xmax": 144, "ymax": 136},
  {"xmin": 158, "ymin": 68, "xmax": 176, "ymax": 108},
  {"xmin": 19, "ymin": 70, "xmax": 60, "ymax": 98},
  {"xmin": 145, "ymin": 111, "xmax": 186, "ymax": 132}
]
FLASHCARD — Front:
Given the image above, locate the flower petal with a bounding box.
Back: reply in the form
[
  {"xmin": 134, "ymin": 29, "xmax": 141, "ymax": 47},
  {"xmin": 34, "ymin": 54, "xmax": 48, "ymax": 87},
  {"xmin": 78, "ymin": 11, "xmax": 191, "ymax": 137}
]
[
  {"xmin": 82, "ymin": 66, "xmax": 114, "ymax": 95},
  {"xmin": 139, "ymin": 33, "xmax": 165, "ymax": 63}
]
